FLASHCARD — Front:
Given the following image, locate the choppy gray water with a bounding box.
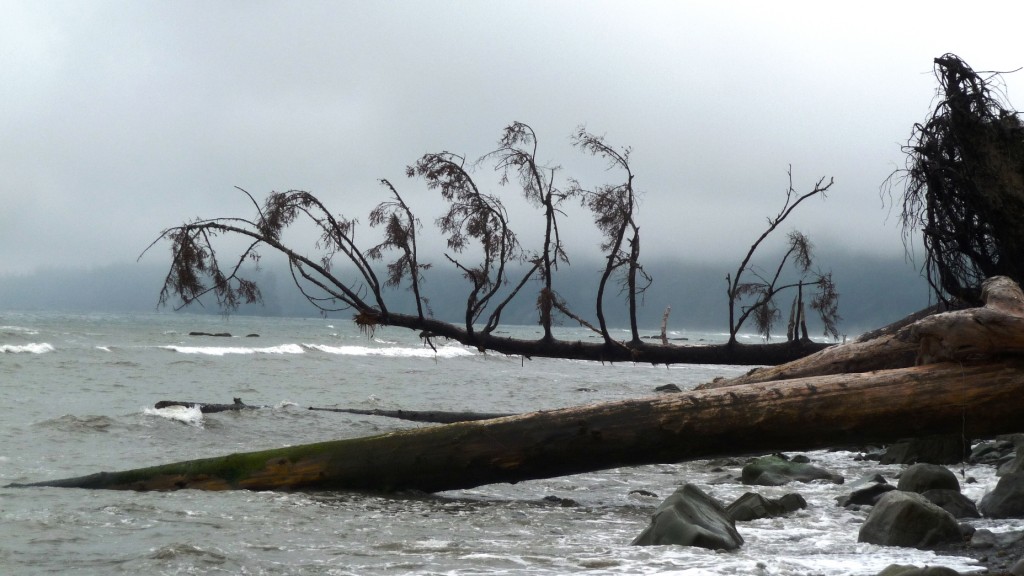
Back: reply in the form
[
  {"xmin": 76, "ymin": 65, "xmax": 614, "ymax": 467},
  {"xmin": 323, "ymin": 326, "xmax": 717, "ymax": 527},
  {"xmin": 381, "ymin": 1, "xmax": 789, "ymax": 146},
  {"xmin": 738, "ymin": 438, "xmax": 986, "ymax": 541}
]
[{"xmin": 0, "ymin": 311, "xmax": 1018, "ymax": 575}]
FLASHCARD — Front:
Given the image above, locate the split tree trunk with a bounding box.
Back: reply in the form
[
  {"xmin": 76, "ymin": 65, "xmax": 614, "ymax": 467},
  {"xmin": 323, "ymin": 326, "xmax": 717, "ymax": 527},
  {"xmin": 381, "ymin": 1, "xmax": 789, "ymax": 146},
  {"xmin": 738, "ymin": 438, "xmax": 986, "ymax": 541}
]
[{"xmin": 12, "ymin": 277, "xmax": 1024, "ymax": 494}]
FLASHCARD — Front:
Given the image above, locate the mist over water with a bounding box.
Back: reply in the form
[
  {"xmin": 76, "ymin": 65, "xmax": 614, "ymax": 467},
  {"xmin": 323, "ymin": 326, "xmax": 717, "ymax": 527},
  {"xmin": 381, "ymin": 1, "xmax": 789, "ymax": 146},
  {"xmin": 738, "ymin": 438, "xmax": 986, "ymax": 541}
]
[{"xmin": 1, "ymin": 311, "xmax": 1008, "ymax": 575}]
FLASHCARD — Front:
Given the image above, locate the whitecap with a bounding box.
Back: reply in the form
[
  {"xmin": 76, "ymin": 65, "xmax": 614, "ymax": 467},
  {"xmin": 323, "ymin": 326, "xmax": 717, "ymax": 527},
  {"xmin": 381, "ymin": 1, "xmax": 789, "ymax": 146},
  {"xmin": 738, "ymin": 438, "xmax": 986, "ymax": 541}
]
[
  {"xmin": 160, "ymin": 344, "xmax": 305, "ymax": 356},
  {"xmin": 143, "ymin": 405, "xmax": 205, "ymax": 427},
  {"xmin": 1, "ymin": 342, "xmax": 55, "ymax": 354}
]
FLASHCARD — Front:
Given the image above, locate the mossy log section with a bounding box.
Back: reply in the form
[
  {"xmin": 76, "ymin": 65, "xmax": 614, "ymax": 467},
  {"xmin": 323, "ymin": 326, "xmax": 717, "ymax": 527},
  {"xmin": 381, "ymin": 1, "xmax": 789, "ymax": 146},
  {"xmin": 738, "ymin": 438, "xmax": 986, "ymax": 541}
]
[{"xmin": 12, "ymin": 276, "xmax": 1024, "ymax": 494}]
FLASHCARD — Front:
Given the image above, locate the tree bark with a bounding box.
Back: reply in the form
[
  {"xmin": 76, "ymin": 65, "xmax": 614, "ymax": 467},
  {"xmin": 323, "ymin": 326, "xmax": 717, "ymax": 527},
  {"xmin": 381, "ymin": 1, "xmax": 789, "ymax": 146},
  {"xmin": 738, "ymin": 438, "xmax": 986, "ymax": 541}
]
[{"xmin": 11, "ymin": 277, "xmax": 1024, "ymax": 494}]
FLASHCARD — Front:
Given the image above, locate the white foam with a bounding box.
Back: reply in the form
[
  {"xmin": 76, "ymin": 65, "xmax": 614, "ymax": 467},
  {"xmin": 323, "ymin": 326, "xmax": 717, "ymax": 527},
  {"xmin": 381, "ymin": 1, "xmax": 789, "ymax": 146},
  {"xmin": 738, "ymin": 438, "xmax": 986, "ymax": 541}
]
[
  {"xmin": 1, "ymin": 342, "xmax": 55, "ymax": 354},
  {"xmin": 161, "ymin": 344, "xmax": 305, "ymax": 356},
  {"xmin": 0, "ymin": 325, "xmax": 39, "ymax": 335},
  {"xmin": 143, "ymin": 405, "xmax": 205, "ymax": 427},
  {"xmin": 304, "ymin": 343, "xmax": 474, "ymax": 358}
]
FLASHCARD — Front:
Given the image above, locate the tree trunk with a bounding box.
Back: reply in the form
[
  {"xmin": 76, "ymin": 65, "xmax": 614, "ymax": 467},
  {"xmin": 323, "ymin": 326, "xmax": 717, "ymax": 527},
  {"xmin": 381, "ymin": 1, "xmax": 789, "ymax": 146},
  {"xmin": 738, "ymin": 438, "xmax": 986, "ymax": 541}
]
[{"xmin": 11, "ymin": 277, "xmax": 1024, "ymax": 494}]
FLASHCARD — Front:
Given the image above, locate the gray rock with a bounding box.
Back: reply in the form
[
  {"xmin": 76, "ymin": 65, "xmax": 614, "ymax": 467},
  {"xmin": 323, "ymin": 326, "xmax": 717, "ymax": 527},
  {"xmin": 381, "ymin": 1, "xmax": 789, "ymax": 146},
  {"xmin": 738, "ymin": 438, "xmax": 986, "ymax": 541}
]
[
  {"xmin": 897, "ymin": 463, "xmax": 961, "ymax": 494},
  {"xmin": 969, "ymin": 528, "xmax": 1024, "ymax": 549},
  {"xmin": 1011, "ymin": 556, "xmax": 1024, "ymax": 576},
  {"xmin": 875, "ymin": 565, "xmax": 962, "ymax": 576},
  {"xmin": 725, "ymin": 491, "xmax": 807, "ymax": 522},
  {"xmin": 836, "ymin": 482, "xmax": 896, "ymax": 508},
  {"xmin": 921, "ymin": 489, "xmax": 980, "ymax": 519},
  {"xmin": 741, "ymin": 455, "xmax": 843, "ymax": 486},
  {"xmin": 998, "ymin": 451, "xmax": 1024, "ymax": 476},
  {"xmin": 858, "ymin": 491, "xmax": 962, "ymax": 549},
  {"xmin": 880, "ymin": 435, "xmax": 969, "ymax": 465},
  {"xmin": 980, "ymin": 472, "xmax": 1024, "ymax": 518},
  {"xmin": 631, "ymin": 484, "xmax": 743, "ymax": 550}
]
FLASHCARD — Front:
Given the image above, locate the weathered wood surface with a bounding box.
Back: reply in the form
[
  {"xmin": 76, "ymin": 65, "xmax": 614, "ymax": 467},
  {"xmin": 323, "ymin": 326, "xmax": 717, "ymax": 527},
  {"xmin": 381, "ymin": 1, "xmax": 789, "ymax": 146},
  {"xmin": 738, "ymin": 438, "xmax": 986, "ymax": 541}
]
[
  {"xmin": 307, "ymin": 407, "xmax": 514, "ymax": 423},
  {"xmin": 11, "ymin": 276, "xmax": 1024, "ymax": 494},
  {"xmin": 698, "ymin": 276, "xmax": 1024, "ymax": 389}
]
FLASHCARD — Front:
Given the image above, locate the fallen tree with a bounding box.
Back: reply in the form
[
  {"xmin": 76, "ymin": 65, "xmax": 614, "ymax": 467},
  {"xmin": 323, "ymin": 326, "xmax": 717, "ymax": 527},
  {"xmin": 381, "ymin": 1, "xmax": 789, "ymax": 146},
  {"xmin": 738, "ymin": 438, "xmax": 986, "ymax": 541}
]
[{"xmin": 11, "ymin": 277, "xmax": 1024, "ymax": 493}]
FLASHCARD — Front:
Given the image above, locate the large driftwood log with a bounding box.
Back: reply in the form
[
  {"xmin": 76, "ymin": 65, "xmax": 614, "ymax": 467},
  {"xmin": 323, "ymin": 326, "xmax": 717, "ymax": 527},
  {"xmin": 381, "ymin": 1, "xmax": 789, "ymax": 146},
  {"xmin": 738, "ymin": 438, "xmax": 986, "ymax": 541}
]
[{"xmin": 11, "ymin": 277, "xmax": 1024, "ymax": 493}]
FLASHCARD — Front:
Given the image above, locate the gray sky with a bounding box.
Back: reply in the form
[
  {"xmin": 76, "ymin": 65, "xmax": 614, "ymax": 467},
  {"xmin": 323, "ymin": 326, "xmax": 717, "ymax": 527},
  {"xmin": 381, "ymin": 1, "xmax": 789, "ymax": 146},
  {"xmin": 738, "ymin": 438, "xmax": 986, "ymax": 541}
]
[{"xmin": 2, "ymin": 1, "xmax": 1022, "ymax": 277}]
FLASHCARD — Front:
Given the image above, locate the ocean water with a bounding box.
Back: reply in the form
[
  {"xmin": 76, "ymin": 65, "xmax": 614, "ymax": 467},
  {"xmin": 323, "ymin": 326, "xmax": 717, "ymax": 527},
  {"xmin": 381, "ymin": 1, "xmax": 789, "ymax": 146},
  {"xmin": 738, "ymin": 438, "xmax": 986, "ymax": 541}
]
[{"xmin": 0, "ymin": 311, "xmax": 1019, "ymax": 575}]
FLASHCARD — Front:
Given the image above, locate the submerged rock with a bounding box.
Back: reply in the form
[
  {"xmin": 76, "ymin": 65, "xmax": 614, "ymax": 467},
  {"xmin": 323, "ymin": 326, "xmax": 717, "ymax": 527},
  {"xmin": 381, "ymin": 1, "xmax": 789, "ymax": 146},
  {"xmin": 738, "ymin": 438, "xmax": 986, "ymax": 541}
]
[
  {"xmin": 858, "ymin": 491, "xmax": 962, "ymax": 549},
  {"xmin": 874, "ymin": 565, "xmax": 962, "ymax": 576},
  {"xmin": 836, "ymin": 481, "xmax": 896, "ymax": 509},
  {"xmin": 741, "ymin": 454, "xmax": 843, "ymax": 486},
  {"xmin": 631, "ymin": 484, "xmax": 743, "ymax": 550}
]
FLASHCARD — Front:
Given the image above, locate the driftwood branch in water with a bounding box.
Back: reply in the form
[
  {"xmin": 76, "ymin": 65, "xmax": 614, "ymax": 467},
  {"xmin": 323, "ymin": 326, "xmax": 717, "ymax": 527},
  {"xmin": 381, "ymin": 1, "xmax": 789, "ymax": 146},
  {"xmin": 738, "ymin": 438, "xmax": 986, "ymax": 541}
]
[
  {"xmin": 12, "ymin": 277, "xmax": 1024, "ymax": 493},
  {"xmin": 153, "ymin": 398, "xmax": 265, "ymax": 413},
  {"xmin": 307, "ymin": 407, "xmax": 515, "ymax": 423}
]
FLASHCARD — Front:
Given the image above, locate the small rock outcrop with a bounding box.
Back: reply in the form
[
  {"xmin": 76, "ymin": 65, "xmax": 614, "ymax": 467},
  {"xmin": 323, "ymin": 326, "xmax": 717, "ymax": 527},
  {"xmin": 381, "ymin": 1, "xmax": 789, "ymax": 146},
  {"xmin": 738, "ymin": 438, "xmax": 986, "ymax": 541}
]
[
  {"xmin": 725, "ymin": 491, "xmax": 806, "ymax": 522},
  {"xmin": 858, "ymin": 491, "xmax": 962, "ymax": 549},
  {"xmin": 631, "ymin": 484, "xmax": 743, "ymax": 550},
  {"xmin": 741, "ymin": 454, "xmax": 843, "ymax": 486}
]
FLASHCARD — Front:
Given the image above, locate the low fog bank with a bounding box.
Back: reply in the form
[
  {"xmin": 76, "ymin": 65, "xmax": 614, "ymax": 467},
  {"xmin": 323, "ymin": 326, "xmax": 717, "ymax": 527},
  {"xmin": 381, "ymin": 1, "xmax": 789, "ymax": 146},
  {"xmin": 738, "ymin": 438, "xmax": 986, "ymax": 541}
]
[{"xmin": 0, "ymin": 251, "xmax": 928, "ymax": 337}]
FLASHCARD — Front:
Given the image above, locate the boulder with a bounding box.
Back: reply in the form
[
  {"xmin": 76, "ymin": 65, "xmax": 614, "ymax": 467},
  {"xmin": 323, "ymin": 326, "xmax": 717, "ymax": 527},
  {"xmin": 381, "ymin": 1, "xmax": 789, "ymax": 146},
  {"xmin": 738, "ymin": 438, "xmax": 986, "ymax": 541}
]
[
  {"xmin": 741, "ymin": 454, "xmax": 843, "ymax": 486},
  {"xmin": 631, "ymin": 484, "xmax": 743, "ymax": 550},
  {"xmin": 920, "ymin": 489, "xmax": 980, "ymax": 519},
  {"xmin": 998, "ymin": 451, "xmax": 1024, "ymax": 476},
  {"xmin": 725, "ymin": 491, "xmax": 807, "ymax": 522},
  {"xmin": 880, "ymin": 435, "xmax": 969, "ymax": 465},
  {"xmin": 896, "ymin": 463, "xmax": 960, "ymax": 494},
  {"xmin": 970, "ymin": 439, "xmax": 1016, "ymax": 464},
  {"xmin": 858, "ymin": 491, "xmax": 962, "ymax": 549},
  {"xmin": 980, "ymin": 472, "xmax": 1024, "ymax": 518}
]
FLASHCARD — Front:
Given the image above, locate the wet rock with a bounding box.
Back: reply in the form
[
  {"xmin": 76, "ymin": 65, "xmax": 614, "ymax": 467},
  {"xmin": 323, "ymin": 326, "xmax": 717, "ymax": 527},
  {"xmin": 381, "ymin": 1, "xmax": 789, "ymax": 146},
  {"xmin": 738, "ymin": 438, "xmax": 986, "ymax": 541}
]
[
  {"xmin": 875, "ymin": 565, "xmax": 962, "ymax": 576},
  {"xmin": 741, "ymin": 454, "xmax": 843, "ymax": 486},
  {"xmin": 654, "ymin": 384, "xmax": 681, "ymax": 393},
  {"xmin": 921, "ymin": 489, "xmax": 980, "ymax": 519},
  {"xmin": 836, "ymin": 481, "xmax": 896, "ymax": 508},
  {"xmin": 969, "ymin": 528, "xmax": 1024, "ymax": 549},
  {"xmin": 725, "ymin": 491, "xmax": 806, "ymax": 522},
  {"xmin": 980, "ymin": 472, "xmax": 1024, "ymax": 518},
  {"xmin": 998, "ymin": 451, "xmax": 1024, "ymax": 477},
  {"xmin": 858, "ymin": 491, "xmax": 962, "ymax": 549},
  {"xmin": 970, "ymin": 439, "xmax": 1016, "ymax": 464},
  {"xmin": 896, "ymin": 463, "xmax": 961, "ymax": 494},
  {"xmin": 631, "ymin": 484, "xmax": 743, "ymax": 550},
  {"xmin": 1012, "ymin": 557, "xmax": 1024, "ymax": 576},
  {"xmin": 880, "ymin": 435, "xmax": 969, "ymax": 465}
]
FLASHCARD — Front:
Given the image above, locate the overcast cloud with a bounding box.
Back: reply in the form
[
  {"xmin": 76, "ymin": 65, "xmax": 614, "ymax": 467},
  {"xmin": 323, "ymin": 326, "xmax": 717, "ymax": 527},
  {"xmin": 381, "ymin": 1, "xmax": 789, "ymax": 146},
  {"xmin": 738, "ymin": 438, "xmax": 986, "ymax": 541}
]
[{"xmin": 2, "ymin": 1, "xmax": 1022, "ymax": 277}]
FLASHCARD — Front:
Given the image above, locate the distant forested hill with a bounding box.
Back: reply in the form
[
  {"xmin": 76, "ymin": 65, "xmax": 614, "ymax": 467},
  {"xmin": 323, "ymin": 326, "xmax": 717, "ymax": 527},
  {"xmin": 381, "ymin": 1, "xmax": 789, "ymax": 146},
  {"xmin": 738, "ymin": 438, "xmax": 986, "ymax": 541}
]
[{"xmin": 0, "ymin": 251, "xmax": 928, "ymax": 336}]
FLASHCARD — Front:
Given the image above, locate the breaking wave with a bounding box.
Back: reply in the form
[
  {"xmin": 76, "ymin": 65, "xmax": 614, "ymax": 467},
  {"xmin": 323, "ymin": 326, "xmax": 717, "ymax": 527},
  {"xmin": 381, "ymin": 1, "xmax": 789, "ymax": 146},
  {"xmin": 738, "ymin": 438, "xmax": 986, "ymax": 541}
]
[{"xmin": 1, "ymin": 342, "xmax": 55, "ymax": 354}]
